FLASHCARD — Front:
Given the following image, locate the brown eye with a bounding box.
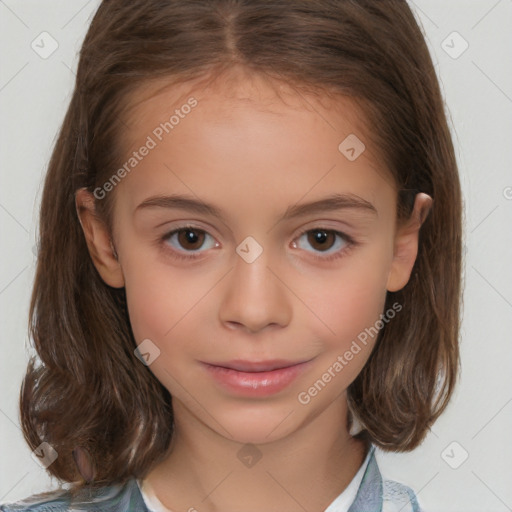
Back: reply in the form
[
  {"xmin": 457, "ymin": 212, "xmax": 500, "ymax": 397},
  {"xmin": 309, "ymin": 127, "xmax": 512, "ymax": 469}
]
[
  {"xmin": 306, "ymin": 229, "xmax": 337, "ymax": 252},
  {"xmin": 292, "ymin": 228, "xmax": 352, "ymax": 261},
  {"xmin": 176, "ymin": 228, "xmax": 206, "ymax": 250},
  {"xmin": 162, "ymin": 227, "xmax": 217, "ymax": 259}
]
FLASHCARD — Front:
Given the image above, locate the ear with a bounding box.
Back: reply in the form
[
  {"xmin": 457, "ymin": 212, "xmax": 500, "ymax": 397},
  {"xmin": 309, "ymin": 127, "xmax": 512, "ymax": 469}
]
[
  {"xmin": 75, "ymin": 188, "xmax": 125, "ymax": 288},
  {"xmin": 386, "ymin": 193, "xmax": 432, "ymax": 292}
]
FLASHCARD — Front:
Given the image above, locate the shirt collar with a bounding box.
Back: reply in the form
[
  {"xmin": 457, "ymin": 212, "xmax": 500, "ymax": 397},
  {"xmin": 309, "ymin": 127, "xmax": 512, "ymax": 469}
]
[{"xmin": 348, "ymin": 446, "xmax": 383, "ymax": 512}]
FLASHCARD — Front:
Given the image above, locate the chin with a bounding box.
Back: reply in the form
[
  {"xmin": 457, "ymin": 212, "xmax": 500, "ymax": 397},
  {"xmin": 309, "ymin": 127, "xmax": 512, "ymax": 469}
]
[{"xmin": 213, "ymin": 401, "xmax": 302, "ymax": 445}]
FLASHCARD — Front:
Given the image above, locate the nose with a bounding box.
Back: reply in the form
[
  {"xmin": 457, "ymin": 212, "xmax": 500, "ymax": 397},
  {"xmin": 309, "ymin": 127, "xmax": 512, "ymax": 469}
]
[{"xmin": 218, "ymin": 247, "xmax": 292, "ymax": 335}]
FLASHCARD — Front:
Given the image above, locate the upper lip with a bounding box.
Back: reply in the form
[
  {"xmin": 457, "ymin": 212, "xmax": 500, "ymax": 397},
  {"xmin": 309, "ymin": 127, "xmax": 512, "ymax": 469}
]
[{"xmin": 204, "ymin": 359, "xmax": 308, "ymax": 372}]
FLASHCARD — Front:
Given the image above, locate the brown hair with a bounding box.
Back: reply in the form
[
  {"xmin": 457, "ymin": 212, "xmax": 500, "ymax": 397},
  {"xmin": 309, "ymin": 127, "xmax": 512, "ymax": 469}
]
[{"xmin": 21, "ymin": 0, "xmax": 462, "ymax": 494}]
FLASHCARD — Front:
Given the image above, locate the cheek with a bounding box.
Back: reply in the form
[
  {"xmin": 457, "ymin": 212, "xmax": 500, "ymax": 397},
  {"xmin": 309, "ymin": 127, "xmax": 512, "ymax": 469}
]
[
  {"xmin": 123, "ymin": 260, "xmax": 203, "ymax": 344},
  {"xmin": 297, "ymin": 246, "xmax": 392, "ymax": 355},
  {"xmin": 118, "ymin": 236, "xmax": 181, "ymax": 343},
  {"xmin": 120, "ymin": 241, "xmax": 222, "ymax": 370}
]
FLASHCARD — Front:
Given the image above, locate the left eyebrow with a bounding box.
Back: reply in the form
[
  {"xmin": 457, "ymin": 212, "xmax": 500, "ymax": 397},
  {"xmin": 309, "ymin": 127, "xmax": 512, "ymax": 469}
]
[
  {"xmin": 280, "ymin": 193, "xmax": 377, "ymax": 220},
  {"xmin": 134, "ymin": 192, "xmax": 377, "ymax": 222}
]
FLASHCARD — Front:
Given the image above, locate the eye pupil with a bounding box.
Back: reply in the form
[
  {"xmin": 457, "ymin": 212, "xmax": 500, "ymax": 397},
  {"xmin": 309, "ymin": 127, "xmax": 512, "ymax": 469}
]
[{"xmin": 314, "ymin": 230, "xmax": 327, "ymax": 243}]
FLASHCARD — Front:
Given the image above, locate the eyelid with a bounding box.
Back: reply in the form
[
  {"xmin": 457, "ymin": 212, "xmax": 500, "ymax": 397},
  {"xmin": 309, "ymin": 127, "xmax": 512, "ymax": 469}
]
[{"xmin": 290, "ymin": 218, "xmax": 356, "ymax": 238}]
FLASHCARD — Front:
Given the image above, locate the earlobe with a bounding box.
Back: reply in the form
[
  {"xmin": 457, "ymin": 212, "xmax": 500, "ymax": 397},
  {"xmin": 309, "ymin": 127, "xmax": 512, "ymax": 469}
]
[
  {"xmin": 75, "ymin": 188, "xmax": 125, "ymax": 288},
  {"xmin": 386, "ymin": 193, "xmax": 432, "ymax": 292}
]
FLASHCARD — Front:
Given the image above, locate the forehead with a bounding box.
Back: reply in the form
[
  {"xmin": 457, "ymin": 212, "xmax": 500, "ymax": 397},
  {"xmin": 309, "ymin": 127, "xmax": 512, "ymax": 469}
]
[
  {"xmin": 113, "ymin": 68, "xmax": 396, "ymax": 220},
  {"xmin": 123, "ymin": 67, "xmax": 373, "ymax": 143}
]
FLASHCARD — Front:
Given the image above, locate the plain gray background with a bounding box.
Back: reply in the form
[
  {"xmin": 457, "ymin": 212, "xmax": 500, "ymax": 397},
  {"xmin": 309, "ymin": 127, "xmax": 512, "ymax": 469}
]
[{"xmin": 1, "ymin": 1, "xmax": 511, "ymax": 510}]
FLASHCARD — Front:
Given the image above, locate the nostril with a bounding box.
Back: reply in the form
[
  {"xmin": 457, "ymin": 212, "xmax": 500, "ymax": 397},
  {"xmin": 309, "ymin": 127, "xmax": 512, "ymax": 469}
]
[{"xmin": 226, "ymin": 321, "xmax": 244, "ymax": 329}]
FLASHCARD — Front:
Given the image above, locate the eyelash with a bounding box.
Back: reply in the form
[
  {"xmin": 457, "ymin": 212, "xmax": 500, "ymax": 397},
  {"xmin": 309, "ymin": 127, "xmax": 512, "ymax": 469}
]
[{"xmin": 159, "ymin": 225, "xmax": 357, "ymax": 262}]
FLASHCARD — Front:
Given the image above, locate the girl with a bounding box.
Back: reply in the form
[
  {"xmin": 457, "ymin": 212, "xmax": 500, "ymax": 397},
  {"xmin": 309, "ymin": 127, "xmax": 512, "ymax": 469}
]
[{"xmin": 1, "ymin": 0, "xmax": 462, "ymax": 511}]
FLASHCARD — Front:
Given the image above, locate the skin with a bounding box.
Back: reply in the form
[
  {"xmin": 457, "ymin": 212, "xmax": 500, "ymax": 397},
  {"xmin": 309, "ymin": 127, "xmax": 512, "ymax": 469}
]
[{"xmin": 76, "ymin": 66, "xmax": 431, "ymax": 512}]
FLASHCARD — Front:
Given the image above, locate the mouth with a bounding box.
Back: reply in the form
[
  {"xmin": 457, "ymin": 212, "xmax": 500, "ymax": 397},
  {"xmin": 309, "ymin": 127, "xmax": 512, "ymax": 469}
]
[{"xmin": 201, "ymin": 358, "xmax": 313, "ymax": 397}]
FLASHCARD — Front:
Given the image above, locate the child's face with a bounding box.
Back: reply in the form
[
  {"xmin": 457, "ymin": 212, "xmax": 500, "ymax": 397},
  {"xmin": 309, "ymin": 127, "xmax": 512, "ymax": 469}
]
[{"xmin": 78, "ymin": 70, "xmax": 424, "ymax": 444}]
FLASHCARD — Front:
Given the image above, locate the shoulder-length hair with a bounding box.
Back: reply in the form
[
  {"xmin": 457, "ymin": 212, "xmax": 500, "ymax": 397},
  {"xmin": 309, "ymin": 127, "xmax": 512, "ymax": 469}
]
[{"xmin": 21, "ymin": 0, "xmax": 462, "ymax": 494}]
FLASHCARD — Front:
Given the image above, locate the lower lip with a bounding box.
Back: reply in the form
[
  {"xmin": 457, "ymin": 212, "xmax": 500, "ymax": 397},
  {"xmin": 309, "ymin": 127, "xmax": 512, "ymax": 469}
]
[{"xmin": 203, "ymin": 361, "xmax": 311, "ymax": 397}]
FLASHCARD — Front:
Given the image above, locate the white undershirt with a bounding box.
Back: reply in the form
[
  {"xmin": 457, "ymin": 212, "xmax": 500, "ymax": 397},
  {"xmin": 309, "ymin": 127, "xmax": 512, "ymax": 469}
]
[
  {"xmin": 136, "ymin": 449, "xmax": 372, "ymax": 512},
  {"xmin": 324, "ymin": 448, "xmax": 372, "ymax": 511}
]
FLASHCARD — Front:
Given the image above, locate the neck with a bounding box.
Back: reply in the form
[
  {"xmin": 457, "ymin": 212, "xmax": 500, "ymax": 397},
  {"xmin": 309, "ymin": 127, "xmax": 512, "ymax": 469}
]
[{"xmin": 143, "ymin": 396, "xmax": 367, "ymax": 512}]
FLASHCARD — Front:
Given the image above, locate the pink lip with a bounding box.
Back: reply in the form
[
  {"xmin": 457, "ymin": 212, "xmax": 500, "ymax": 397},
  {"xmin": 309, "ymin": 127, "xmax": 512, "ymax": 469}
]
[{"xmin": 202, "ymin": 359, "xmax": 312, "ymax": 397}]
